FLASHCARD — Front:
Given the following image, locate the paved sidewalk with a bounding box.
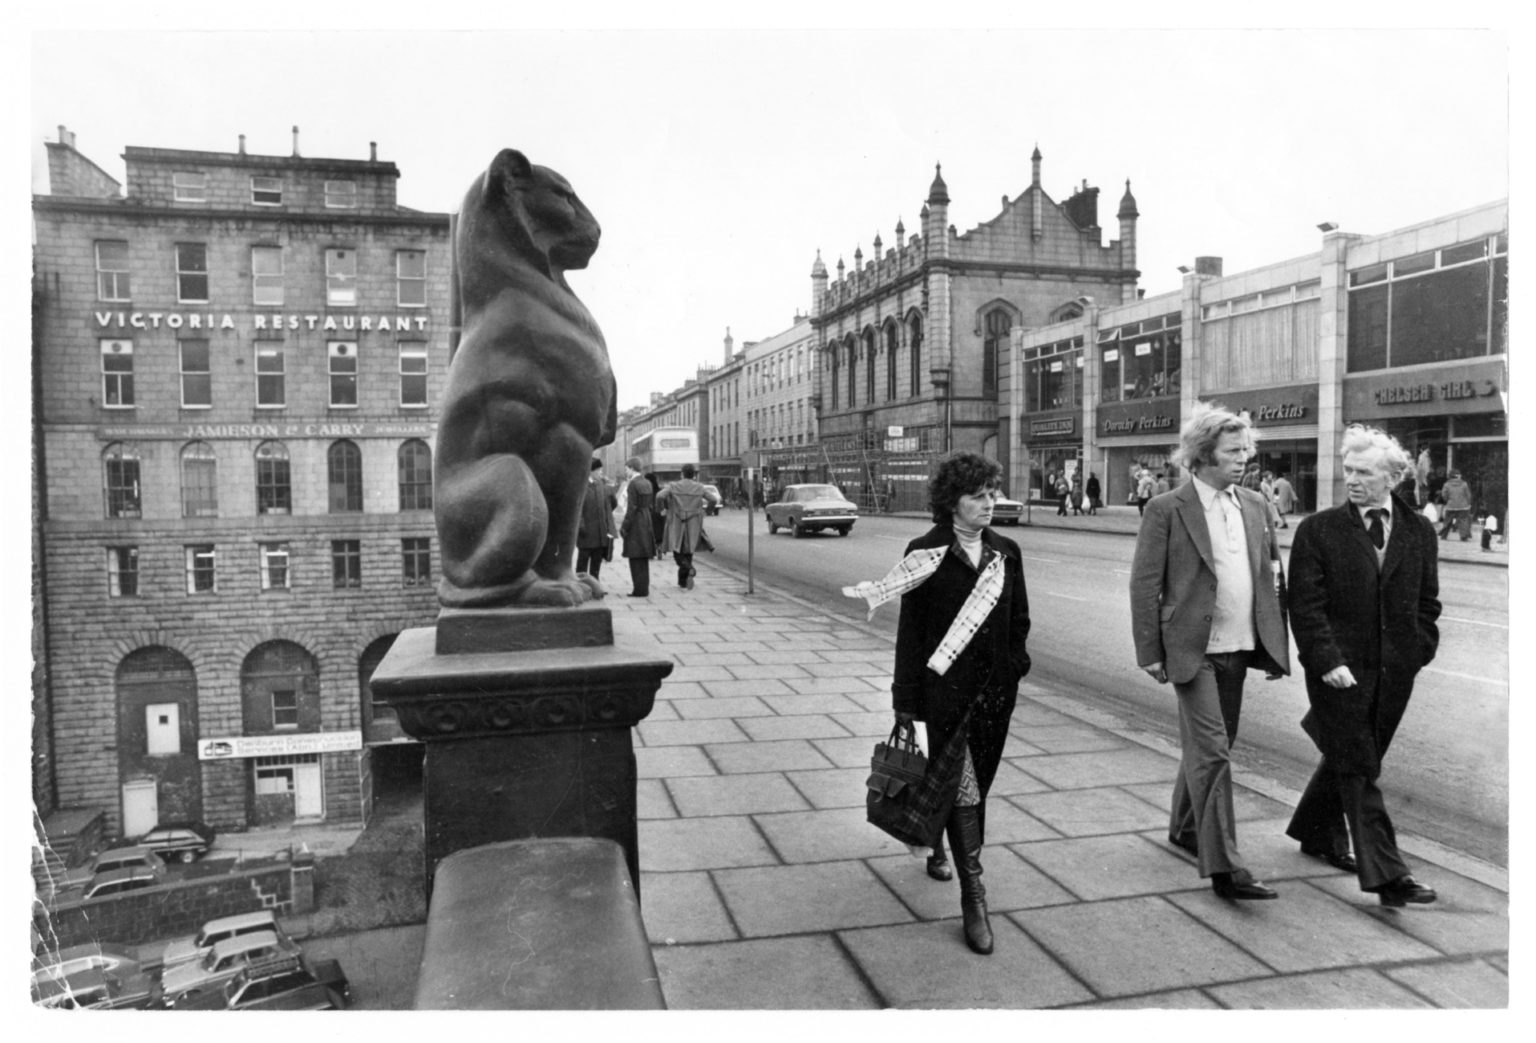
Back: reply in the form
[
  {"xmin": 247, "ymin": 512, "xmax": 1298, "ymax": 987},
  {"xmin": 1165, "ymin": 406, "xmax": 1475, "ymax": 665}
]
[{"xmin": 613, "ymin": 558, "xmax": 1508, "ymax": 1010}]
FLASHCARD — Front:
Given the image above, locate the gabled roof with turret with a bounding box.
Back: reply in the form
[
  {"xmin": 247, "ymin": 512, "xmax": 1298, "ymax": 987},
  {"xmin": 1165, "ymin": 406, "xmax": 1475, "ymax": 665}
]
[
  {"xmin": 927, "ymin": 163, "xmax": 949, "ymax": 206},
  {"xmin": 1118, "ymin": 179, "xmax": 1139, "ymax": 220}
]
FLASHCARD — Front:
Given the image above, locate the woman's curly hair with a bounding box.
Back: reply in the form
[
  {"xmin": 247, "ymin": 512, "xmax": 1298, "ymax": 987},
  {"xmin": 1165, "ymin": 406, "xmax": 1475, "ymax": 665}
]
[{"xmin": 929, "ymin": 452, "xmax": 1003, "ymax": 523}]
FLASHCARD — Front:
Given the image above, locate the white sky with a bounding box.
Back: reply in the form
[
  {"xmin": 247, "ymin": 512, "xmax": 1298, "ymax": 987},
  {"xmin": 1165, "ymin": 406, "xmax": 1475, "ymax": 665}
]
[{"xmin": 21, "ymin": 11, "xmax": 1513, "ymax": 414}]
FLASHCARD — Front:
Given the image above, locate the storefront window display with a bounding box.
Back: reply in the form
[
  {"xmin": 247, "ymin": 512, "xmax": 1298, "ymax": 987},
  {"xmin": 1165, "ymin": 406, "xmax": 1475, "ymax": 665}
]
[
  {"xmin": 1100, "ymin": 313, "xmax": 1182, "ymax": 403},
  {"xmin": 1023, "ymin": 337, "xmax": 1084, "ymax": 412}
]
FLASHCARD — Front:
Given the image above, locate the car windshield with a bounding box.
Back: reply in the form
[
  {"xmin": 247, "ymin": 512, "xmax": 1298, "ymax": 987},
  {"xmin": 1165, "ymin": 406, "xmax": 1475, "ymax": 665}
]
[{"xmin": 794, "ymin": 486, "xmax": 841, "ymax": 501}]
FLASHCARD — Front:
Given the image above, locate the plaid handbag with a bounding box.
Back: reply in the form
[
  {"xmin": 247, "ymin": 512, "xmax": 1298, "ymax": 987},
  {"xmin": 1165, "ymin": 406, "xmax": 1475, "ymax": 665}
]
[{"xmin": 866, "ymin": 710, "xmax": 972, "ymax": 847}]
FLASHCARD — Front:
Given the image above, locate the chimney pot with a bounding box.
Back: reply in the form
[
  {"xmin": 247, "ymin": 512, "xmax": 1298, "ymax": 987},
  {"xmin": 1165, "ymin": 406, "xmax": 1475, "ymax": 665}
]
[
  {"xmin": 370, "ymin": 141, "xmax": 377, "ymax": 161},
  {"xmin": 238, "ymin": 134, "xmax": 246, "ymax": 155},
  {"xmin": 291, "ymin": 125, "xmax": 300, "ymax": 157}
]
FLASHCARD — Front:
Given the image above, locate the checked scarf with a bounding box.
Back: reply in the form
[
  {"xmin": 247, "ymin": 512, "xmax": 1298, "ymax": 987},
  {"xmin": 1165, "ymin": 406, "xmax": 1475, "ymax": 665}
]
[{"xmin": 842, "ymin": 546, "xmax": 1005, "ymax": 676}]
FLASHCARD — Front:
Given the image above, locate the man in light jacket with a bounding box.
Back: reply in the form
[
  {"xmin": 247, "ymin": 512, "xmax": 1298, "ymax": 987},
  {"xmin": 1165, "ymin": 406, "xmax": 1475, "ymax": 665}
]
[{"xmin": 657, "ymin": 464, "xmax": 720, "ymax": 589}]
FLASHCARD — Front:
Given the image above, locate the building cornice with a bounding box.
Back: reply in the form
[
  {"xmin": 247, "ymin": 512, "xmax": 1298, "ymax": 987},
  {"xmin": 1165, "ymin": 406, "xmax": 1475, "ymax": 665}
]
[{"xmin": 32, "ymin": 196, "xmax": 449, "ymax": 229}]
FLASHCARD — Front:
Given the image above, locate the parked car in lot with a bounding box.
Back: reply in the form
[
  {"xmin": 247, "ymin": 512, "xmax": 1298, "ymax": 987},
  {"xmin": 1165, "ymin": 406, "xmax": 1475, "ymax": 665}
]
[
  {"xmin": 170, "ymin": 953, "xmax": 350, "ymax": 1010},
  {"xmin": 991, "ymin": 494, "xmax": 1024, "ymax": 525},
  {"xmin": 159, "ymin": 930, "xmax": 301, "ymax": 1003},
  {"xmin": 765, "ymin": 484, "xmax": 859, "ymax": 537},
  {"xmin": 31, "ymin": 942, "xmax": 140, "ymax": 986},
  {"xmin": 32, "ymin": 965, "xmax": 163, "ymax": 1009},
  {"xmin": 79, "ymin": 865, "xmax": 164, "ymax": 900},
  {"xmin": 60, "ymin": 845, "xmax": 169, "ymax": 886},
  {"xmin": 159, "ymin": 909, "xmax": 282, "ymax": 971},
  {"xmin": 134, "ymin": 820, "xmax": 215, "ymax": 863}
]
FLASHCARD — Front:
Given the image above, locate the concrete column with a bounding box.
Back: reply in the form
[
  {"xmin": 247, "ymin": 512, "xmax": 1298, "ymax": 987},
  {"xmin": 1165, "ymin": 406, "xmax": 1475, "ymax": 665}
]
[
  {"xmin": 370, "ymin": 604, "xmax": 673, "ymax": 898},
  {"xmin": 1080, "ymin": 307, "xmax": 1101, "ymax": 494},
  {"xmin": 1316, "ymin": 232, "xmax": 1358, "ymax": 509}
]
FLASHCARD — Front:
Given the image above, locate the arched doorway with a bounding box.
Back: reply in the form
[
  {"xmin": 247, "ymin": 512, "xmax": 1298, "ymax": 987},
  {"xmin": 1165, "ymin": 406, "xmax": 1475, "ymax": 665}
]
[
  {"xmin": 240, "ymin": 641, "xmax": 321, "ymax": 824},
  {"xmin": 116, "ymin": 647, "xmax": 201, "ymax": 836}
]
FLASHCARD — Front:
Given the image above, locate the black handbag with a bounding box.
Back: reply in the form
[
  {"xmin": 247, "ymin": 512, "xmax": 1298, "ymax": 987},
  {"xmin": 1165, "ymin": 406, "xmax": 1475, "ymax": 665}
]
[{"xmin": 866, "ymin": 717, "xmax": 967, "ymax": 848}]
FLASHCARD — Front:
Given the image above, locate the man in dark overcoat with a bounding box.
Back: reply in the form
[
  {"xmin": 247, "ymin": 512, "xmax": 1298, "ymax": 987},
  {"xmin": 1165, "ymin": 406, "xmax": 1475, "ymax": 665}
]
[
  {"xmin": 1285, "ymin": 425, "xmax": 1441, "ymax": 907},
  {"xmin": 618, "ymin": 457, "xmax": 656, "ymax": 597},
  {"xmin": 575, "ymin": 458, "xmax": 617, "ymax": 581}
]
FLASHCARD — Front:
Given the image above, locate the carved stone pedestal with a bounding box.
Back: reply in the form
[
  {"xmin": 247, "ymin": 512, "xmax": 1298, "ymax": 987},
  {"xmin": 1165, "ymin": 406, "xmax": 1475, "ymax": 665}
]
[{"xmin": 369, "ymin": 603, "xmax": 672, "ymax": 895}]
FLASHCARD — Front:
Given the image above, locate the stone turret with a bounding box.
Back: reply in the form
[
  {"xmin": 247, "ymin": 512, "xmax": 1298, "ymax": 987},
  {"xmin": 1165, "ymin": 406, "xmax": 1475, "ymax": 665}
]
[
  {"xmin": 810, "ymin": 251, "xmax": 828, "ymax": 317},
  {"xmin": 924, "ymin": 163, "xmax": 950, "ymax": 259},
  {"xmin": 723, "ymin": 326, "xmax": 734, "ymax": 365},
  {"xmin": 1031, "ymin": 145, "xmax": 1044, "ymax": 241},
  {"xmin": 1118, "ymin": 179, "xmax": 1140, "ymax": 297}
]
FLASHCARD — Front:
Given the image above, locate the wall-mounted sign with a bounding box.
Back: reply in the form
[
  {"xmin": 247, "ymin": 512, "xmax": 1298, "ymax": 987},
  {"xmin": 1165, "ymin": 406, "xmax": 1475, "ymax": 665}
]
[
  {"xmin": 1343, "ymin": 359, "xmax": 1506, "ymax": 421},
  {"xmin": 1199, "ymin": 384, "xmax": 1318, "ymax": 427},
  {"xmin": 198, "ymin": 730, "xmax": 363, "ymax": 760},
  {"xmin": 1098, "ymin": 398, "xmax": 1178, "ymax": 437},
  {"xmin": 93, "ymin": 311, "xmax": 430, "ymax": 334},
  {"xmin": 1028, "ymin": 416, "xmax": 1077, "ymax": 438},
  {"xmin": 99, "ymin": 420, "xmax": 435, "ymax": 441},
  {"xmin": 887, "ymin": 425, "xmax": 904, "ymax": 437}
]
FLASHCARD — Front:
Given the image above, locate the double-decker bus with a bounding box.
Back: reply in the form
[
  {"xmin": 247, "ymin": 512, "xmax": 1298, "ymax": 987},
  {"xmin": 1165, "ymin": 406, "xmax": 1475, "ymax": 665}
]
[{"xmin": 630, "ymin": 427, "xmax": 699, "ymax": 482}]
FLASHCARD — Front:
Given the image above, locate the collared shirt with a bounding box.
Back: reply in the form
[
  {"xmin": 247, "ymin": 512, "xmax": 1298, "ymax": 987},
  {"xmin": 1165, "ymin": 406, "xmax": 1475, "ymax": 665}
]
[
  {"xmin": 1192, "ymin": 474, "xmax": 1256, "ymax": 653},
  {"xmin": 1354, "ymin": 500, "xmax": 1392, "ymax": 564}
]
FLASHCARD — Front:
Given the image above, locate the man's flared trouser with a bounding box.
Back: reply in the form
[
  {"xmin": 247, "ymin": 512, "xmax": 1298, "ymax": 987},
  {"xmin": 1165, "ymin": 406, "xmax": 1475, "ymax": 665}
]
[{"xmin": 1169, "ymin": 651, "xmax": 1250, "ymax": 878}]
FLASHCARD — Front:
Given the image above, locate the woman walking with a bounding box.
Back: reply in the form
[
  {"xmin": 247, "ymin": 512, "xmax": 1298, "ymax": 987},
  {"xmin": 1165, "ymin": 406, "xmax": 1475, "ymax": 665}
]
[{"xmin": 846, "ymin": 453, "xmax": 1031, "ymax": 954}]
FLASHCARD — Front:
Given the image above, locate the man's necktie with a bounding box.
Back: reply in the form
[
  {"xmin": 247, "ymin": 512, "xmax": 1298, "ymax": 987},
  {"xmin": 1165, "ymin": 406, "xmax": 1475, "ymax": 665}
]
[
  {"xmin": 1221, "ymin": 488, "xmax": 1243, "ymax": 549},
  {"xmin": 1366, "ymin": 508, "xmax": 1385, "ymax": 549}
]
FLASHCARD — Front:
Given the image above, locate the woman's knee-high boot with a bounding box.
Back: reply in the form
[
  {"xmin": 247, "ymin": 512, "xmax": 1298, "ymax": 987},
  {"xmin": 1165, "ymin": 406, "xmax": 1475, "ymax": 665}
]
[{"xmin": 946, "ymin": 804, "xmax": 993, "ymax": 954}]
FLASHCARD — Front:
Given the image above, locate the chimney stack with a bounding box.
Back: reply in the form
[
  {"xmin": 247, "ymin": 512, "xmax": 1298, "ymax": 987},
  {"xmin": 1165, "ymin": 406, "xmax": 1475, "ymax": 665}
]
[
  {"xmin": 370, "ymin": 141, "xmax": 378, "ymax": 162},
  {"xmin": 291, "ymin": 125, "xmax": 301, "ymax": 157},
  {"xmin": 238, "ymin": 134, "xmax": 247, "ymax": 155}
]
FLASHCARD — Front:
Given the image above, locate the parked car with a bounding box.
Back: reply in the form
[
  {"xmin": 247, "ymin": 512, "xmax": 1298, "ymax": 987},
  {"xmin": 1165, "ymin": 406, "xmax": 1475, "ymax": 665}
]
[
  {"xmin": 31, "ymin": 942, "xmax": 140, "ymax": 986},
  {"xmin": 702, "ymin": 483, "xmax": 722, "ymax": 516},
  {"xmin": 159, "ymin": 909, "xmax": 283, "ymax": 970},
  {"xmin": 79, "ymin": 865, "xmax": 164, "ymax": 900},
  {"xmin": 60, "ymin": 844, "xmax": 169, "ymax": 886},
  {"xmin": 32, "ymin": 965, "xmax": 162, "ymax": 1009},
  {"xmin": 991, "ymin": 495, "xmax": 1024, "ymax": 525},
  {"xmin": 135, "ymin": 820, "xmax": 216, "ymax": 863},
  {"xmin": 171, "ymin": 953, "xmax": 350, "ymax": 1010},
  {"xmin": 765, "ymin": 484, "xmax": 859, "ymax": 537},
  {"xmin": 159, "ymin": 930, "xmax": 302, "ymax": 1003}
]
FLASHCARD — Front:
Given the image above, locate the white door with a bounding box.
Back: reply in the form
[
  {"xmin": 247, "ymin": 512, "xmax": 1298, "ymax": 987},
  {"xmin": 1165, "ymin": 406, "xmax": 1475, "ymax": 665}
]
[
  {"xmin": 122, "ymin": 778, "xmax": 158, "ymax": 837},
  {"xmin": 146, "ymin": 703, "xmax": 181, "ymax": 755},
  {"xmin": 294, "ymin": 760, "xmax": 323, "ymax": 818}
]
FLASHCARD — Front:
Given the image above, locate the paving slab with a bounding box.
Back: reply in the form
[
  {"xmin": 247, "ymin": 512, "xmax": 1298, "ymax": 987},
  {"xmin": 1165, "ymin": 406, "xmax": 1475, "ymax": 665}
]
[
  {"xmin": 1306, "ymin": 869, "xmax": 1510, "ymax": 956},
  {"xmin": 735, "ymin": 713, "xmax": 852, "ymax": 742},
  {"xmin": 724, "ymin": 663, "xmax": 811, "ymax": 681},
  {"xmin": 691, "ymin": 677, "xmax": 796, "ymax": 698},
  {"xmin": 638, "ymin": 718, "xmax": 751, "ymax": 747},
  {"xmin": 1011, "ymin": 833, "xmax": 1205, "ymax": 901},
  {"xmin": 665, "ymin": 664, "xmax": 737, "ymax": 682},
  {"xmin": 669, "ymin": 696, "xmax": 775, "ymax": 719},
  {"xmin": 634, "ymin": 744, "xmax": 717, "ymax": 779},
  {"xmin": 638, "ymin": 816, "xmax": 780, "ymax": 871},
  {"xmin": 712, "ymin": 860, "xmax": 914, "ymax": 937},
  {"xmin": 837, "ymin": 687, "xmax": 894, "ymax": 709},
  {"xmin": 652, "ymin": 935, "xmax": 881, "ymax": 1009},
  {"xmin": 665, "ymin": 772, "xmax": 811, "ymax": 817},
  {"xmin": 753, "ymin": 806, "xmax": 912, "ymax": 863},
  {"xmin": 643, "ymin": 700, "xmax": 680, "ymax": 721},
  {"xmin": 1167, "ymin": 878, "xmax": 1441, "ymax": 973},
  {"xmin": 1120, "ymin": 779, "xmax": 1295, "ymax": 822},
  {"xmin": 653, "ymin": 680, "xmax": 707, "ymax": 700},
  {"xmin": 1073, "ymin": 988, "xmax": 1224, "ymax": 1009},
  {"xmin": 986, "ymin": 759, "xmax": 1055, "ymax": 795},
  {"xmin": 636, "ymin": 778, "xmax": 677, "ymax": 819},
  {"xmin": 839, "ymin": 917, "xmax": 1095, "ymax": 1009},
  {"xmin": 640, "ymin": 870, "xmax": 738, "ymax": 944},
  {"xmin": 1384, "ymin": 958, "xmax": 1509, "ymax": 1008},
  {"xmin": 1012, "ymin": 786, "xmax": 1171, "ymax": 837},
  {"xmin": 1205, "ymin": 966, "xmax": 1432, "ymax": 1009},
  {"xmin": 867, "ymin": 844, "xmax": 1076, "ymax": 919},
  {"xmin": 1010, "ymin": 698, "xmax": 1091, "ymax": 728},
  {"xmin": 1022, "ymin": 725, "xmax": 1131, "ymax": 755},
  {"xmin": 746, "ymin": 649, "xmax": 830, "ymax": 665},
  {"xmin": 1012, "ymin": 746, "xmax": 1180, "ymax": 789},
  {"xmin": 1014, "ymin": 895, "xmax": 1271, "ymax": 997},
  {"xmin": 785, "ymin": 675, "xmax": 886, "ymax": 696},
  {"xmin": 803, "ymin": 661, "xmax": 887, "ymax": 678},
  {"xmin": 808, "ymin": 735, "xmax": 881, "ymax": 767},
  {"xmin": 827, "ymin": 710, "xmax": 901, "ymax": 736},
  {"xmin": 785, "ymin": 766, "xmax": 868, "ymax": 810},
  {"xmin": 705, "ymin": 738, "xmax": 837, "ymax": 774},
  {"xmin": 978, "ymin": 801, "xmax": 1063, "ymax": 844}
]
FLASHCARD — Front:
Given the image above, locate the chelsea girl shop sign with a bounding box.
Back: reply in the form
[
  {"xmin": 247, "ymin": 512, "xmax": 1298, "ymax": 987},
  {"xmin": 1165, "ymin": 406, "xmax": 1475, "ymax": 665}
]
[{"xmin": 94, "ymin": 311, "xmax": 429, "ymax": 333}]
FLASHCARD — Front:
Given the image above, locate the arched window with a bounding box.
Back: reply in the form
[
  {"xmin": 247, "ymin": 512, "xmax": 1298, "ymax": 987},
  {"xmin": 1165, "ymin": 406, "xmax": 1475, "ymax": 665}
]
[
  {"xmin": 983, "ymin": 308, "xmax": 1012, "ymax": 397},
  {"xmin": 359, "ymin": 634, "xmax": 399, "ymax": 732},
  {"xmin": 255, "ymin": 441, "xmax": 291, "ymax": 514},
  {"xmin": 181, "ymin": 441, "xmax": 218, "ymax": 518},
  {"xmin": 908, "ymin": 314, "xmax": 924, "ymax": 397},
  {"xmin": 864, "ymin": 328, "xmax": 877, "ymax": 403},
  {"xmin": 398, "ymin": 439, "xmax": 433, "ymax": 511},
  {"xmin": 328, "ymin": 440, "xmax": 363, "ymax": 512},
  {"xmin": 846, "ymin": 339, "xmax": 858, "ymax": 408},
  {"xmin": 885, "ymin": 321, "xmax": 899, "ymax": 400},
  {"xmin": 829, "ymin": 348, "xmax": 839, "ymax": 409},
  {"xmin": 241, "ymin": 641, "xmax": 319, "ymax": 734},
  {"xmin": 103, "ymin": 443, "xmax": 142, "ymax": 518}
]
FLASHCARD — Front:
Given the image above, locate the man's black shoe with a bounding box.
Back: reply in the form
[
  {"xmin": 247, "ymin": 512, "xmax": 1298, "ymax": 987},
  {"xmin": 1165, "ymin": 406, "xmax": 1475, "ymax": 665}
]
[
  {"xmin": 1212, "ymin": 872, "xmax": 1278, "ymax": 900},
  {"xmin": 1300, "ymin": 845, "xmax": 1358, "ymax": 873},
  {"xmin": 1376, "ymin": 876, "xmax": 1437, "ymax": 907}
]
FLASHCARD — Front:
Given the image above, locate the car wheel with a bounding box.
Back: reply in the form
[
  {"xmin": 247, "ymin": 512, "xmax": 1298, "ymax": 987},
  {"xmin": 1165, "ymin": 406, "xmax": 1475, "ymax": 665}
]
[
  {"xmin": 767, "ymin": 518, "xmax": 778, "ymax": 534},
  {"xmin": 178, "ymin": 850, "xmax": 198, "ymax": 864},
  {"xmin": 836, "ymin": 526, "xmax": 851, "ymax": 536},
  {"xmin": 792, "ymin": 521, "xmax": 805, "ymax": 538}
]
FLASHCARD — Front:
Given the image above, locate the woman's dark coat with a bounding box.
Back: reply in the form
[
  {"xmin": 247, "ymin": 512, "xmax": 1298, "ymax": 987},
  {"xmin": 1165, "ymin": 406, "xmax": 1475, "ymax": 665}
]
[
  {"xmin": 577, "ymin": 478, "xmax": 617, "ymax": 550},
  {"xmin": 620, "ymin": 474, "xmax": 657, "ymax": 558},
  {"xmin": 1286, "ymin": 493, "xmax": 1441, "ymax": 777},
  {"xmin": 892, "ymin": 524, "xmax": 1031, "ymax": 839}
]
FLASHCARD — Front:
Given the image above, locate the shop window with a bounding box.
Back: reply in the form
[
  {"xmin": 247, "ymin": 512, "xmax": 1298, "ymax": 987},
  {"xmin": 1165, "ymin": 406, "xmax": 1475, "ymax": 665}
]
[
  {"xmin": 325, "ymin": 180, "xmax": 357, "ymax": 209},
  {"xmin": 328, "ymin": 441, "xmax": 363, "ymax": 512},
  {"xmin": 332, "ymin": 540, "xmax": 361, "ymax": 589},
  {"xmin": 864, "ymin": 329, "xmax": 877, "ymax": 402},
  {"xmin": 95, "ymin": 240, "xmax": 131, "ymax": 301},
  {"xmin": 1390, "ymin": 264, "xmax": 1490, "ymax": 367},
  {"xmin": 399, "ymin": 343, "xmax": 428, "ymax": 407},
  {"xmin": 175, "ymin": 243, "xmax": 209, "ymax": 303},
  {"xmin": 180, "ymin": 441, "xmax": 218, "ymax": 517},
  {"xmin": 101, "ymin": 339, "xmax": 134, "ymax": 407},
  {"xmin": 1347, "ymin": 283, "xmax": 1389, "ymax": 372},
  {"xmin": 172, "ymin": 171, "xmax": 206, "ymax": 202},
  {"xmin": 259, "ymin": 542, "xmax": 291, "ymax": 590},
  {"xmin": 397, "ymin": 250, "xmax": 426, "ymax": 307},
  {"xmin": 325, "ymin": 248, "xmax": 356, "ymax": 306},
  {"xmin": 255, "ymin": 759, "xmax": 295, "ymax": 793},
  {"xmin": 185, "ymin": 544, "xmax": 216, "ymax": 593},
  {"xmin": 1100, "ymin": 347, "xmax": 1122, "ymax": 403},
  {"xmin": 180, "ymin": 339, "xmax": 211, "ymax": 408},
  {"xmin": 398, "ymin": 440, "xmax": 433, "ymax": 510},
  {"xmin": 107, "ymin": 546, "xmax": 139, "ymax": 597},
  {"xmin": 255, "ymin": 343, "xmax": 285, "ymax": 408},
  {"xmin": 103, "ymin": 443, "xmax": 141, "ymax": 518},
  {"xmin": 255, "ymin": 440, "xmax": 291, "ymax": 514},
  {"xmin": 252, "ymin": 246, "xmax": 284, "ymax": 306},
  {"xmin": 328, "ymin": 341, "xmax": 358, "ymax": 407},
  {"xmin": 402, "ymin": 537, "xmax": 432, "ymax": 587},
  {"xmin": 250, "ymin": 176, "xmax": 283, "ymax": 205}
]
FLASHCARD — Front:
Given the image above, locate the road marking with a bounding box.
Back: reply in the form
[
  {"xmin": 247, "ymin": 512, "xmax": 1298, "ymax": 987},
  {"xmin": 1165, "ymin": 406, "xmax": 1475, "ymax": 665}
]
[
  {"xmin": 1421, "ymin": 665, "xmax": 1508, "ymax": 686},
  {"xmin": 1045, "ymin": 591, "xmax": 1087, "ymax": 601},
  {"xmin": 1022, "ymin": 555, "xmax": 1061, "ymax": 564},
  {"xmin": 1440, "ymin": 615, "xmax": 1508, "ymax": 629}
]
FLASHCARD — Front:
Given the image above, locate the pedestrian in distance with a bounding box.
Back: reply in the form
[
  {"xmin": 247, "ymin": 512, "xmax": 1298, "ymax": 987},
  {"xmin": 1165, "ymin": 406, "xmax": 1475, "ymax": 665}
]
[
  {"xmin": 1481, "ymin": 509, "xmax": 1498, "ymax": 552},
  {"xmin": 1055, "ymin": 474, "xmax": 1071, "ymax": 516},
  {"xmin": 1085, "ymin": 472, "xmax": 1101, "ymax": 515},
  {"xmin": 1272, "ymin": 471, "xmax": 1296, "ymax": 527},
  {"xmin": 1071, "ymin": 473, "xmax": 1084, "ymax": 515},
  {"xmin": 846, "ymin": 452, "xmax": 1031, "ymax": 955},
  {"xmin": 1130, "ymin": 401, "xmax": 1291, "ymax": 901},
  {"xmin": 1153, "ymin": 472, "xmax": 1170, "ymax": 498},
  {"xmin": 1438, "ymin": 469, "xmax": 1473, "ymax": 541},
  {"xmin": 618, "ymin": 458, "xmax": 657, "ymax": 596},
  {"xmin": 575, "ymin": 458, "xmax": 617, "ymax": 582},
  {"xmin": 648, "ymin": 472, "xmax": 667, "ymax": 559},
  {"xmin": 1284, "ymin": 425, "xmax": 1441, "ymax": 907},
  {"xmin": 1240, "ymin": 460, "xmax": 1263, "ymax": 491},
  {"xmin": 1135, "ymin": 468, "xmax": 1155, "ymax": 516},
  {"xmin": 657, "ymin": 463, "xmax": 720, "ymax": 589}
]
